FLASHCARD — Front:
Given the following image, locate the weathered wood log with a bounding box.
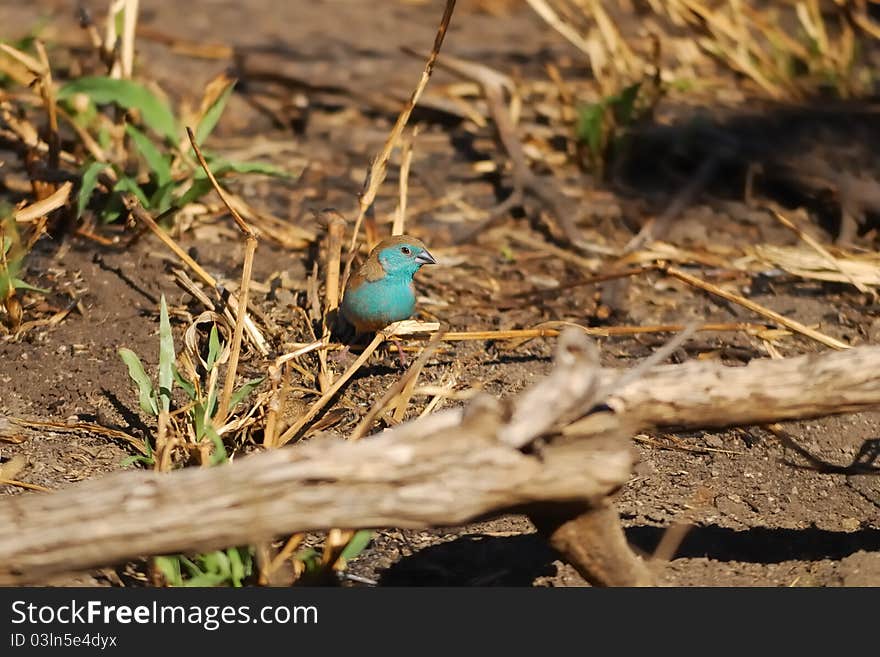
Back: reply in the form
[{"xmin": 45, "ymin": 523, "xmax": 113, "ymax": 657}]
[
  {"xmin": 606, "ymin": 344, "xmax": 880, "ymax": 429},
  {"xmin": 3, "ymin": 338, "xmax": 880, "ymax": 585},
  {"xmin": 0, "ymin": 330, "xmax": 636, "ymax": 585}
]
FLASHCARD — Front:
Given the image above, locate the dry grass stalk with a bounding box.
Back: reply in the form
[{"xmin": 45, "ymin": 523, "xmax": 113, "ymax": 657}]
[
  {"xmin": 392, "ymin": 126, "xmax": 420, "ymax": 236},
  {"xmin": 276, "ymin": 332, "xmax": 387, "ymax": 446},
  {"xmin": 432, "ymin": 321, "xmax": 772, "ymax": 343},
  {"xmin": 752, "ymin": 244, "xmax": 880, "ymax": 288},
  {"xmin": 0, "ymin": 479, "xmax": 52, "ymax": 493},
  {"xmin": 9, "ymin": 417, "xmax": 147, "ymax": 455},
  {"xmin": 318, "ymin": 210, "xmax": 347, "ymax": 391},
  {"xmin": 119, "ymin": 0, "xmax": 139, "ymax": 80},
  {"xmin": 349, "ymin": 332, "xmax": 445, "ymax": 441},
  {"xmin": 769, "ymin": 207, "xmax": 873, "ymax": 296},
  {"xmin": 186, "ymin": 127, "xmax": 258, "ymax": 421},
  {"xmin": 13, "ymin": 182, "xmax": 72, "ymax": 224},
  {"xmin": 258, "ymin": 533, "xmax": 304, "ymax": 585},
  {"xmin": 347, "ymin": 0, "xmax": 457, "ymax": 253},
  {"xmin": 659, "ymin": 263, "xmax": 850, "ymax": 350}
]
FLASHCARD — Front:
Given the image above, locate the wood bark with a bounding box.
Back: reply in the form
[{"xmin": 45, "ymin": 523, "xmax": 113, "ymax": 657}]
[{"xmin": 3, "ymin": 338, "xmax": 880, "ymax": 585}]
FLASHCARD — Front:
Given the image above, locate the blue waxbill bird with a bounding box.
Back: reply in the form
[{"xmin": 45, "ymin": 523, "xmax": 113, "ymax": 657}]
[{"xmin": 340, "ymin": 235, "xmax": 437, "ymax": 334}]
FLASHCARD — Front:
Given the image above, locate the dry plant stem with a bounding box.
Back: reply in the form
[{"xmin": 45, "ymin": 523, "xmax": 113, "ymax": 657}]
[
  {"xmin": 276, "ymin": 332, "xmax": 387, "ymax": 446},
  {"xmin": 434, "ymin": 322, "xmax": 765, "ymax": 342},
  {"xmin": 525, "ymin": 0, "xmax": 593, "ymax": 55},
  {"xmin": 533, "ymin": 502, "xmax": 654, "ymax": 587},
  {"xmin": 347, "ymin": 0, "xmax": 457, "ymax": 253},
  {"xmin": 33, "ymin": 41, "xmax": 59, "ymax": 171},
  {"xmin": 0, "ymin": 479, "xmax": 51, "ymax": 493},
  {"xmin": 217, "ymin": 236, "xmax": 256, "ymax": 421},
  {"xmin": 185, "ymin": 127, "xmax": 259, "ymax": 420},
  {"xmin": 119, "ymin": 0, "xmax": 138, "ymax": 80},
  {"xmin": 13, "ymin": 181, "xmax": 71, "ymax": 223},
  {"xmin": 10, "ymin": 417, "xmax": 147, "ymax": 455},
  {"xmin": 769, "ymin": 207, "xmax": 872, "ymax": 296},
  {"xmin": 262, "ymin": 364, "xmax": 288, "ymax": 449},
  {"xmin": 659, "ymin": 263, "xmax": 850, "ymax": 350},
  {"xmin": 320, "ymin": 211, "xmax": 346, "ymax": 391},
  {"xmin": 260, "ymin": 533, "xmax": 304, "ymax": 585},
  {"xmin": 123, "ymin": 198, "xmax": 268, "ymax": 355},
  {"xmin": 393, "ymin": 127, "xmax": 418, "ymax": 236},
  {"xmin": 154, "ymin": 408, "xmax": 170, "ymax": 472}
]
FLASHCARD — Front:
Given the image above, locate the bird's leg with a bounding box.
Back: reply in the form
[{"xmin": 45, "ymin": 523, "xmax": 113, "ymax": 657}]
[{"xmin": 388, "ymin": 336, "xmax": 408, "ymax": 368}]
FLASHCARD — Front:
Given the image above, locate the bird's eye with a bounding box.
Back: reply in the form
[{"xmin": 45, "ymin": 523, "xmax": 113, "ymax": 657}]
[{"xmin": 400, "ymin": 246, "xmax": 411, "ymax": 255}]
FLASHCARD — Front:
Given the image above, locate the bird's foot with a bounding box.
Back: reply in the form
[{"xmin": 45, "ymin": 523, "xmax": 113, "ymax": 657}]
[{"xmin": 388, "ymin": 337, "xmax": 408, "ymax": 368}]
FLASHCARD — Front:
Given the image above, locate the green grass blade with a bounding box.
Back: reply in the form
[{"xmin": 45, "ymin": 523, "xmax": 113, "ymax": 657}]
[
  {"xmin": 175, "ymin": 177, "xmax": 213, "ymax": 208},
  {"xmin": 77, "ymin": 161, "xmax": 108, "ymax": 218},
  {"xmin": 211, "ymin": 158, "xmax": 291, "ymax": 178},
  {"xmin": 58, "ymin": 77, "xmax": 179, "ymax": 144},
  {"xmin": 194, "ymin": 79, "xmax": 236, "ymax": 145},
  {"xmin": 172, "ymin": 365, "xmax": 196, "ymax": 400},
  {"xmin": 206, "ymin": 324, "xmax": 222, "ymax": 370},
  {"xmin": 154, "ymin": 556, "xmax": 183, "ymax": 587},
  {"xmin": 118, "ymin": 348, "xmax": 158, "ymax": 416},
  {"xmin": 113, "ymin": 175, "xmax": 150, "ymax": 208},
  {"xmin": 229, "ymin": 377, "xmax": 265, "ymax": 411},
  {"xmin": 11, "ymin": 278, "xmax": 49, "ymax": 294},
  {"xmin": 126, "ymin": 124, "xmax": 172, "ymax": 186},
  {"xmin": 158, "ymin": 295, "xmax": 175, "ymax": 413},
  {"xmin": 340, "ymin": 530, "xmax": 373, "ymax": 562},
  {"xmin": 205, "ymin": 425, "xmax": 228, "ymax": 465}
]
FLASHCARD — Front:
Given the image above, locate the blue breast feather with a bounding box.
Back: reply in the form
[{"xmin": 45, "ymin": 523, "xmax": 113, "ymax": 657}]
[{"xmin": 342, "ymin": 278, "xmax": 416, "ymax": 326}]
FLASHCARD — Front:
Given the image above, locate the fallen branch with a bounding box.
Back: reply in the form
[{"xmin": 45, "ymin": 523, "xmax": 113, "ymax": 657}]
[{"xmin": 0, "ymin": 330, "xmax": 635, "ymax": 585}]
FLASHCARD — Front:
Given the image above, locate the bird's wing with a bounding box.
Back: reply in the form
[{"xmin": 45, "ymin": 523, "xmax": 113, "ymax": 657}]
[{"xmin": 355, "ymin": 256, "xmax": 386, "ymax": 284}]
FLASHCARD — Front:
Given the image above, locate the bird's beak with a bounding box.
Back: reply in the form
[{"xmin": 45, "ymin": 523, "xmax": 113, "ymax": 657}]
[{"xmin": 415, "ymin": 250, "xmax": 437, "ymax": 265}]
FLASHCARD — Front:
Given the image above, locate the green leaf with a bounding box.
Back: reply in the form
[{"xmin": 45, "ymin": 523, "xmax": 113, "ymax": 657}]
[
  {"xmin": 229, "ymin": 377, "xmax": 264, "ymax": 411},
  {"xmin": 120, "ymin": 453, "xmax": 154, "ymax": 467},
  {"xmin": 150, "ymin": 181, "xmax": 176, "ymax": 214},
  {"xmin": 226, "ymin": 547, "xmax": 252, "ymax": 587},
  {"xmin": 612, "ymin": 83, "xmax": 642, "ymax": 126},
  {"xmin": 11, "ymin": 278, "xmax": 48, "ymax": 294},
  {"xmin": 126, "ymin": 124, "xmax": 172, "ymax": 186},
  {"xmin": 175, "ymin": 177, "xmax": 214, "ymax": 208},
  {"xmin": 58, "ymin": 77, "xmax": 179, "ymax": 143},
  {"xmin": 179, "ymin": 555, "xmax": 205, "ymax": 578},
  {"xmin": 294, "ymin": 548, "xmax": 323, "ymax": 576},
  {"xmin": 113, "ymin": 176, "xmax": 150, "ymax": 208},
  {"xmin": 340, "ymin": 530, "xmax": 373, "ymax": 562},
  {"xmin": 211, "ymin": 159, "xmax": 291, "ymax": 178},
  {"xmin": 118, "ymin": 348, "xmax": 158, "ymax": 416},
  {"xmin": 183, "ymin": 572, "xmax": 228, "ymax": 587},
  {"xmin": 195, "ymin": 80, "xmax": 235, "ymax": 145},
  {"xmin": 154, "ymin": 556, "xmax": 183, "ymax": 587},
  {"xmin": 206, "ymin": 324, "xmax": 222, "ymax": 370},
  {"xmin": 576, "ymin": 102, "xmax": 606, "ymax": 156},
  {"xmin": 205, "ymin": 425, "xmax": 227, "ymax": 465},
  {"xmin": 77, "ymin": 161, "xmax": 108, "ymax": 218},
  {"xmin": 172, "ymin": 365, "xmax": 196, "ymax": 400},
  {"xmin": 158, "ymin": 295, "xmax": 175, "ymax": 413}
]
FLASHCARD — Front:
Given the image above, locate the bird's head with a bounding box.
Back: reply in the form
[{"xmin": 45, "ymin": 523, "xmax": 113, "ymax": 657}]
[{"xmin": 372, "ymin": 235, "xmax": 436, "ymax": 279}]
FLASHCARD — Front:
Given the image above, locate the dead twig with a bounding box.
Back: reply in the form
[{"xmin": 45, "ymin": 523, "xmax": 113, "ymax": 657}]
[{"xmin": 659, "ymin": 263, "xmax": 850, "ymax": 350}]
